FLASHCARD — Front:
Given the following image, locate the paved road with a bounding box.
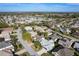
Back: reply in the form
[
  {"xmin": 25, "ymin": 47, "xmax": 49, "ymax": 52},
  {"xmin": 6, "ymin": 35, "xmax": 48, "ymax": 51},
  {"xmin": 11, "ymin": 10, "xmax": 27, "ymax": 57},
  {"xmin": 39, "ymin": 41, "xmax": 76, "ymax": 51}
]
[
  {"xmin": 45, "ymin": 24, "xmax": 79, "ymax": 41},
  {"xmin": 52, "ymin": 30, "xmax": 79, "ymax": 41},
  {"xmin": 16, "ymin": 28, "xmax": 39, "ymax": 56}
]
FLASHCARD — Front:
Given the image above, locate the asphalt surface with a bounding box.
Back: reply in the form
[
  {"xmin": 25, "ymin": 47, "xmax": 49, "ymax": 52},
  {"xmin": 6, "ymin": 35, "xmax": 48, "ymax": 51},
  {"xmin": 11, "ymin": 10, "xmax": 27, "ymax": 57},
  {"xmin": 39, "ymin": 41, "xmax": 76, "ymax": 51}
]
[
  {"xmin": 16, "ymin": 28, "xmax": 39, "ymax": 56},
  {"xmin": 52, "ymin": 30, "xmax": 79, "ymax": 41}
]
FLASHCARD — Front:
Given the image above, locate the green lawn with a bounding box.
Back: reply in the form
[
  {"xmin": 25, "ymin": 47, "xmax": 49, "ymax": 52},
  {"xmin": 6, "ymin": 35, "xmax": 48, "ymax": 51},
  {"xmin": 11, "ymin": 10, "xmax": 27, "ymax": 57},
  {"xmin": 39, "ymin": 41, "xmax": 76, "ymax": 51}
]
[
  {"xmin": 22, "ymin": 32, "xmax": 32, "ymax": 42},
  {"xmin": 0, "ymin": 22, "xmax": 9, "ymax": 28}
]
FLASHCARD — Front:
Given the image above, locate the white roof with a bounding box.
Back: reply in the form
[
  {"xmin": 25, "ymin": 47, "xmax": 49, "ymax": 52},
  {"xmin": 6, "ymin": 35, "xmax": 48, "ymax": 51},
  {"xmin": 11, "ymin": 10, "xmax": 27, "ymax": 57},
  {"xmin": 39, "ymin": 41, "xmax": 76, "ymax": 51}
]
[
  {"xmin": 40, "ymin": 38, "xmax": 54, "ymax": 51},
  {"xmin": 25, "ymin": 26, "xmax": 32, "ymax": 31},
  {"xmin": 74, "ymin": 42, "xmax": 79, "ymax": 48}
]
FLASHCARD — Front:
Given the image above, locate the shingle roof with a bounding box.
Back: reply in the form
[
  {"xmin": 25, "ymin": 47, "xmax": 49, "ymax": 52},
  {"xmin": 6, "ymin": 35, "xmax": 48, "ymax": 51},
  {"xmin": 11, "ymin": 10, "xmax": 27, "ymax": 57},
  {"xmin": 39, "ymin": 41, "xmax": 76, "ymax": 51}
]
[
  {"xmin": 57, "ymin": 48, "xmax": 74, "ymax": 56},
  {"xmin": 0, "ymin": 41, "xmax": 12, "ymax": 49}
]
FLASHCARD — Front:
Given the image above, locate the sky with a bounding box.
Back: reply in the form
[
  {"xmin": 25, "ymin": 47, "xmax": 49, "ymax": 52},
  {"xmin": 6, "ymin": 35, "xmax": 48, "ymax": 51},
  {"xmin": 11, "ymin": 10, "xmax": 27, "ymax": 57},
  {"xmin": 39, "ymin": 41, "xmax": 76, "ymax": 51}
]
[{"xmin": 0, "ymin": 3, "xmax": 79, "ymax": 12}]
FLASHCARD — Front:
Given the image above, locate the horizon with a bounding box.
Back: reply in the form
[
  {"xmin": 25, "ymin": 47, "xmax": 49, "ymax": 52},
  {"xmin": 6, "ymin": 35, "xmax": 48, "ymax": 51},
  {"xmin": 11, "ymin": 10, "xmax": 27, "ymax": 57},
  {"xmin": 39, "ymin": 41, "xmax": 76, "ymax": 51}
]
[{"xmin": 0, "ymin": 3, "xmax": 79, "ymax": 12}]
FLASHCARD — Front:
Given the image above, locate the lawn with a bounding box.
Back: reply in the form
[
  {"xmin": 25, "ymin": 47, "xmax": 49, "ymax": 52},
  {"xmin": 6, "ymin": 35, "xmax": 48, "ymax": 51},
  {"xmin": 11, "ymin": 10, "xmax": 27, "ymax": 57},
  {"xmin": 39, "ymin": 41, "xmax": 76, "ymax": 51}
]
[
  {"xmin": 0, "ymin": 21, "xmax": 9, "ymax": 28},
  {"xmin": 22, "ymin": 32, "xmax": 32, "ymax": 42}
]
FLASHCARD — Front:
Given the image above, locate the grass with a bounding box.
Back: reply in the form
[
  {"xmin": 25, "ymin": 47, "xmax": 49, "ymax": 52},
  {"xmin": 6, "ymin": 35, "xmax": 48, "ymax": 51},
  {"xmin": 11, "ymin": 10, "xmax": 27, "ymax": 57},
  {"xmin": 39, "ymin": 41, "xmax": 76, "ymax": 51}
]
[
  {"xmin": 0, "ymin": 21, "xmax": 9, "ymax": 28},
  {"xmin": 22, "ymin": 32, "xmax": 32, "ymax": 42}
]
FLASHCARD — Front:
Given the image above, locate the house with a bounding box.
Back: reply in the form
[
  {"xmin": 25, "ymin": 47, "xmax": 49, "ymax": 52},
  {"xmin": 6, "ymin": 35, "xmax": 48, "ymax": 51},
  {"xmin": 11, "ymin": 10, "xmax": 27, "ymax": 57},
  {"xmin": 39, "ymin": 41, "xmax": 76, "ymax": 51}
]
[
  {"xmin": 0, "ymin": 50, "xmax": 13, "ymax": 56},
  {"xmin": 58, "ymin": 38, "xmax": 73, "ymax": 48},
  {"xmin": 55, "ymin": 48, "xmax": 74, "ymax": 56},
  {"xmin": 70, "ymin": 28, "xmax": 79, "ymax": 36},
  {"xmin": 0, "ymin": 28, "xmax": 13, "ymax": 41},
  {"xmin": 71, "ymin": 20, "xmax": 79, "ymax": 28},
  {"xmin": 58, "ymin": 25, "xmax": 71, "ymax": 34},
  {"xmin": 0, "ymin": 41, "xmax": 13, "ymax": 51},
  {"xmin": 0, "ymin": 28, "xmax": 14, "ymax": 51},
  {"xmin": 48, "ymin": 33, "xmax": 61, "ymax": 42},
  {"xmin": 72, "ymin": 41, "xmax": 79, "ymax": 51},
  {"xmin": 29, "ymin": 31, "xmax": 37, "ymax": 37},
  {"xmin": 38, "ymin": 37, "xmax": 54, "ymax": 51},
  {"xmin": 34, "ymin": 26, "xmax": 45, "ymax": 32},
  {"xmin": 25, "ymin": 26, "xmax": 33, "ymax": 32},
  {"xmin": 1, "ymin": 31, "xmax": 11, "ymax": 41}
]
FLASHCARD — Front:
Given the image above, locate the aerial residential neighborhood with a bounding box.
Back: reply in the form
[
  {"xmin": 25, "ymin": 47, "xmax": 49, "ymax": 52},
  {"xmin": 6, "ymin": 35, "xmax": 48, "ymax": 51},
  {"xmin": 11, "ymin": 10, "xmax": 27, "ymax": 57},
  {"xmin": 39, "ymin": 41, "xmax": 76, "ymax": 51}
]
[
  {"xmin": 0, "ymin": 12, "xmax": 79, "ymax": 56},
  {"xmin": 0, "ymin": 3, "xmax": 79, "ymax": 56}
]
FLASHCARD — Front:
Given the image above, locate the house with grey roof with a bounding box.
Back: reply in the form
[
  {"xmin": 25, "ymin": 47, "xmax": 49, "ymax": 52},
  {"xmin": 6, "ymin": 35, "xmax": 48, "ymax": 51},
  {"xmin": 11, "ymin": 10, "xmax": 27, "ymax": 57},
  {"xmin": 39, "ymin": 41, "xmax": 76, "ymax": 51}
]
[
  {"xmin": 0, "ymin": 28, "xmax": 14, "ymax": 52},
  {"xmin": 0, "ymin": 41, "xmax": 13, "ymax": 51},
  {"xmin": 58, "ymin": 38, "xmax": 73, "ymax": 48},
  {"xmin": 72, "ymin": 41, "xmax": 79, "ymax": 52},
  {"xmin": 55, "ymin": 48, "xmax": 74, "ymax": 56}
]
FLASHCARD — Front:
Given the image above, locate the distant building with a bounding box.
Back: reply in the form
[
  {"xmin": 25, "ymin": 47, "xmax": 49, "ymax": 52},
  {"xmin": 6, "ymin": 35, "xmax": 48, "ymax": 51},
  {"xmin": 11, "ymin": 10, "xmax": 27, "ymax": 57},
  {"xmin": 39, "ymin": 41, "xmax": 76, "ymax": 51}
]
[
  {"xmin": 71, "ymin": 20, "xmax": 79, "ymax": 28},
  {"xmin": 25, "ymin": 26, "xmax": 32, "ymax": 32}
]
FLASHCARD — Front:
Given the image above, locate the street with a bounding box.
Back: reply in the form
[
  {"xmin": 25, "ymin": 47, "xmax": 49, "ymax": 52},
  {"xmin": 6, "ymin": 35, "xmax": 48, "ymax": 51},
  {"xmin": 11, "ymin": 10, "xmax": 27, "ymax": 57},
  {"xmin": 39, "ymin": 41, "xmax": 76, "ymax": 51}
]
[{"xmin": 16, "ymin": 28, "xmax": 39, "ymax": 56}]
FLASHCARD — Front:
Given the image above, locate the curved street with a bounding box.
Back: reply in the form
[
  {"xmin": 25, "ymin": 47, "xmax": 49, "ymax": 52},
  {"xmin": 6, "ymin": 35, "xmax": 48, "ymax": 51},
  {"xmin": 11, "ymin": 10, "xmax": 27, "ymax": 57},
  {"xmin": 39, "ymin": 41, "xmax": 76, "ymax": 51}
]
[{"xmin": 16, "ymin": 28, "xmax": 39, "ymax": 56}]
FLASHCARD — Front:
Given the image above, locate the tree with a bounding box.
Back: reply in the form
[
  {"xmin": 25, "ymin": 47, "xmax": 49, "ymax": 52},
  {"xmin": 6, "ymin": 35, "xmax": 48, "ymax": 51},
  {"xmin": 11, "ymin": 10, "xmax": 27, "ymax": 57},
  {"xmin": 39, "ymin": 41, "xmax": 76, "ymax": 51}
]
[
  {"xmin": 10, "ymin": 35, "xmax": 18, "ymax": 51},
  {"xmin": 33, "ymin": 40, "xmax": 42, "ymax": 51},
  {"xmin": 43, "ymin": 32, "xmax": 48, "ymax": 39}
]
